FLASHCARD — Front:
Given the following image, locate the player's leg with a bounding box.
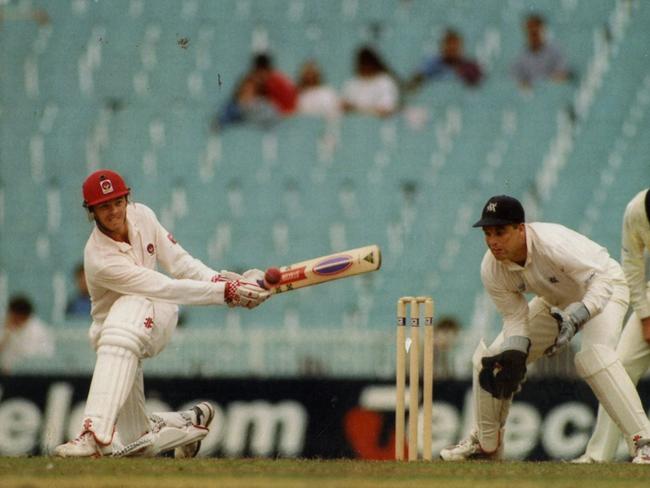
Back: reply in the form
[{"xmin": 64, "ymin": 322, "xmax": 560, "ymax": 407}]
[
  {"xmin": 576, "ymin": 293, "xmax": 650, "ymax": 464},
  {"xmin": 440, "ymin": 338, "xmax": 508, "ymax": 460},
  {"xmin": 441, "ymin": 298, "xmax": 557, "ymax": 461},
  {"xmin": 576, "ymin": 308, "xmax": 650, "ymax": 463},
  {"xmin": 112, "ymin": 402, "xmax": 215, "ymax": 457},
  {"xmin": 54, "ymin": 296, "xmax": 175, "ymax": 457},
  {"xmin": 114, "ymin": 363, "xmax": 150, "ymax": 448}
]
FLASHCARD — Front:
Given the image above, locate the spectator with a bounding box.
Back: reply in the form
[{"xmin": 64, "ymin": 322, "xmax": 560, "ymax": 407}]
[
  {"xmin": 0, "ymin": 4, "xmax": 49, "ymax": 26},
  {"xmin": 296, "ymin": 60, "xmax": 341, "ymax": 119},
  {"xmin": 434, "ymin": 316, "xmax": 460, "ymax": 378},
  {"xmin": 252, "ymin": 52, "xmax": 298, "ymax": 114},
  {"xmin": 66, "ymin": 263, "xmax": 92, "ymax": 318},
  {"xmin": 407, "ymin": 29, "xmax": 483, "ymax": 90},
  {"xmin": 213, "ymin": 52, "xmax": 298, "ymax": 130},
  {"xmin": 215, "ymin": 75, "xmax": 280, "ymax": 129},
  {"xmin": 0, "ymin": 295, "xmax": 54, "ymax": 374},
  {"xmin": 341, "ymin": 46, "xmax": 399, "ymax": 118},
  {"xmin": 511, "ymin": 14, "xmax": 570, "ymax": 90}
]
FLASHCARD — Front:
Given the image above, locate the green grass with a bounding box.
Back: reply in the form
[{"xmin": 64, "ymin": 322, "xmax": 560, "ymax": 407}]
[{"xmin": 1, "ymin": 458, "xmax": 650, "ymax": 488}]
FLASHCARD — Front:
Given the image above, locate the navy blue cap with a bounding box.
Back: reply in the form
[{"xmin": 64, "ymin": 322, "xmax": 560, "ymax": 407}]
[{"xmin": 473, "ymin": 195, "xmax": 525, "ymax": 227}]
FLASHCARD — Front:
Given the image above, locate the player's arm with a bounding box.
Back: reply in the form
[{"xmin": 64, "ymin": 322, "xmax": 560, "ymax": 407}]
[
  {"xmin": 479, "ymin": 263, "xmax": 531, "ymax": 399},
  {"xmin": 552, "ymin": 238, "xmax": 614, "ymax": 319},
  {"xmin": 542, "ymin": 237, "xmax": 613, "ymax": 355},
  {"xmin": 621, "ymin": 199, "xmax": 650, "ymax": 342},
  {"xmin": 145, "ymin": 206, "xmax": 219, "ymax": 282},
  {"xmin": 93, "ymin": 257, "xmax": 226, "ymax": 306},
  {"xmin": 482, "ymin": 268, "xmax": 530, "ymax": 341},
  {"xmin": 150, "ymin": 207, "xmax": 264, "ymax": 286},
  {"xmin": 621, "ymin": 202, "xmax": 650, "ymax": 321}
]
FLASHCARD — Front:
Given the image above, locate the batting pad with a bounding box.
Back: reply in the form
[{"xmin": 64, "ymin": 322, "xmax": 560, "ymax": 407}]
[
  {"xmin": 575, "ymin": 344, "xmax": 650, "ymax": 451},
  {"xmin": 83, "ymin": 344, "xmax": 139, "ymax": 445},
  {"xmin": 113, "ymin": 414, "xmax": 208, "ymax": 457},
  {"xmin": 472, "ymin": 340, "xmax": 509, "ymax": 452},
  {"xmin": 115, "ymin": 364, "xmax": 150, "ymax": 446}
]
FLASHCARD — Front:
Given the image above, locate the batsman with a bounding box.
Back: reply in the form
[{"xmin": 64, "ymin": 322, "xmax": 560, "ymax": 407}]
[
  {"xmin": 54, "ymin": 169, "xmax": 270, "ymax": 457},
  {"xmin": 440, "ymin": 195, "xmax": 650, "ymax": 464}
]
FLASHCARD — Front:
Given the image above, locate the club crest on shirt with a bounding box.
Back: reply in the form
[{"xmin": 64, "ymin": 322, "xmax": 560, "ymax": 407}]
[
  {"xmin": 146, "ymin": 243, "xmax": 155, "ymax": 255},
  {"xmin": 144, "ymin": 317, "xmax": 154, "ymax": 329}
]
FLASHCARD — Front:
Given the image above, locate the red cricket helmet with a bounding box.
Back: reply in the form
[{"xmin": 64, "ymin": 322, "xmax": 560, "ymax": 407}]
[{"xmin": 82, "ymin": 169, "xmax": 130, "ymax": 208}]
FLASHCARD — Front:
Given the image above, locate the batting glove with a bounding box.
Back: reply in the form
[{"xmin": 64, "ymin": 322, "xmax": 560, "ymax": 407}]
[
  {"xmin": 544, "ymin": 302, "xmax": 590, "ymax": 356},
  {"xmin": 224, "ymin": 280, "xmax": 270, "ymax": 309}
]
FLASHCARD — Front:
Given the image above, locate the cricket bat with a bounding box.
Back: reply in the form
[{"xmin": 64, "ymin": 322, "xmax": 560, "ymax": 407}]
[{"xmin": 261, "ymin": 245, "xmax": 381, "ymax": 294}]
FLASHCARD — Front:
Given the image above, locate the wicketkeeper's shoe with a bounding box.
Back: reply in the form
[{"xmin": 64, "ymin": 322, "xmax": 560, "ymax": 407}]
[
  {"xmin": 53, "ymin": 431, "xmax": 111, "ymax": 458},
  {"xmin": 440, "ymin": 434, "xmax": 502, "ymax": 461},
  {"xmin": 570, "ymin": 453, "xmax": 602, "ymax": 464},
  {"xmin": 174, "ymin": 401, "xmax": 215, "ymax": 458},
  {"xmin": 632, "ymin": 439, "xmax": 650, "ymax": 464}
]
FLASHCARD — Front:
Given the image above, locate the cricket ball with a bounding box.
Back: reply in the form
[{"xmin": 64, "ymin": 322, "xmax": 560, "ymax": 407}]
[{"xmin": 264, "ymin": 267, "xmax": 282, "ymax": 286}]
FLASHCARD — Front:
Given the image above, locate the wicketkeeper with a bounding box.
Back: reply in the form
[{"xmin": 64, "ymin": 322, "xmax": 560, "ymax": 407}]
[
  {"xmin": 440, "ymin": 195, "xmax": 650, "ymax": 464},
  {"xmin": 54, "ymin": 169, "xmax": 270, "ymax": 457},
  {"xmin": 573, "ymin": 188, "xmax": 650, "ymax": 463}
]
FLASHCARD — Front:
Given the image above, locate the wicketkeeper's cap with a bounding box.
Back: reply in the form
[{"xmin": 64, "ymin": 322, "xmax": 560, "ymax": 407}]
[{"xmin": 473, "ymin": 195, "xmax": 525, "ymax": 227}]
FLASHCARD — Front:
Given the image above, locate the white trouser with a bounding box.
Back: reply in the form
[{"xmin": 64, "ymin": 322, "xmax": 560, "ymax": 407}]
[
  {"xmin": 472, "ymin": 284, "xmax": 645, "ymax": 451},
  {"xmin": 583, "ymin": 297, "xmax": 650, "ymax": 461},
  {"xmin": 81, "ymin": 296, "xmax": 178, "ymax": 445}
]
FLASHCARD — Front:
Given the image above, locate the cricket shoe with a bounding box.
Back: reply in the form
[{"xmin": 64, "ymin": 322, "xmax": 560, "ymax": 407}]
[
  {"xmin": 174, "ymin": 401, "xmax": 216, "ymax": 458},
  {"xmin": 570, "ymin": 453, "xmax": 602, "ymax": 464},
  {"xmin": 440, "ymin": 434, "xmax": 502, "ymax": 461},
  {"xmin": 632, "ymin": 439, "xmax": 650, "ymax": 464},
  {"xmin": 53, "ymin": 431, "xmax": 111, "ymax": 458}
]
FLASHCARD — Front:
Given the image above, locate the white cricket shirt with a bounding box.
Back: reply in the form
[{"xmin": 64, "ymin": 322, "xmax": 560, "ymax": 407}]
[
  {"xmin": 622, "ymin": 189, "xmax": 650, "ymax": 319},
  {"xmin": 84, "ymin": 202, "xmax": 226, "ymax": 324},
  {"xmin": 480, "ymin": 222, "xmax": 628, "ymax": 338}
]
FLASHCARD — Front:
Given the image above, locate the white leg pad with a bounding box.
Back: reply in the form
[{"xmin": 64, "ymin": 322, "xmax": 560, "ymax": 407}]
[
  {"xmin": 575, "ymin": 344, "xmax": 650, "ymax": 453},
  {"xmin": 583, "ymin": 405, "xmax": 623, "ymax": 462},
  {"xmin": 82, "ymin": 345, "xmax": 139, "ymax": 445},
  {"xmin": 113, "ymin": 413, "xmax": 208, "ymax": 457},
  {"xmin": 472, "ymin": 340, "xmax": 510, "ymax": 452},
  {"xmin": 81, "ymin": 296, "xmax": 156, "ymax": 446},
  {"xmin": 115, "ymin": 364, "xmax": 150, "ymax": 446}
]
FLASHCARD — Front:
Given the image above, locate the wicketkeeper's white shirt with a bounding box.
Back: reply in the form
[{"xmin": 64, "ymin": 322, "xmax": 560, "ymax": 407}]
[
  {"xmin": 480, "ymin": 222, "xmax": 628, "ymax": 338},
  {"xmin": 622, "ymin": 189, "xmax": 650, "ymax": 320},
  {"xmin": 84, "ymin": 202, "xmax": 226, "ymax": 324}
]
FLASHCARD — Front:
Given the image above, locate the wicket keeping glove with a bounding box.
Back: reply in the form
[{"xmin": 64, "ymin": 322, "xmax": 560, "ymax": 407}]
[
  {"xmin": 544, "ymin": 302, "xmax": 590, "ymax": 357},
  {"xmin": 224, "ymin": 280, "xmax": 270, "ymax": 309},
  {"xmin": 479, "ymin": 336, "xmax": 530, "ymax": 399}
]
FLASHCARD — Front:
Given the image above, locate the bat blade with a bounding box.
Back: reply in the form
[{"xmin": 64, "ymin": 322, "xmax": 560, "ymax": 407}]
[{"xmin": 266, "ymin": 244, "xmax": 381, "ymax": 294}]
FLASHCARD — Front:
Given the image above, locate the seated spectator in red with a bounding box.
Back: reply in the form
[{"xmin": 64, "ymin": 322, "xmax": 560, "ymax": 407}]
[
  {"xmin": 251, "ymin": 52, "xmax": 298, "ymax": 114},
  {"xmin": 296, "ymin": 60, "xmax": 341, "ymax": 119},
  {"xmin": 407, "ymin": 30, "xmax": 483, "ymax": 90},
  {"xmin": 511, "ymin": 14, "xmax": 570, "ymax": 90},
  {"xmin": 213, "ymin": 52, "xmax": 297, "ymax": 130},
  {"xmin": 342, "ymin": 46, "xmax": 399, "ymax": 118}
]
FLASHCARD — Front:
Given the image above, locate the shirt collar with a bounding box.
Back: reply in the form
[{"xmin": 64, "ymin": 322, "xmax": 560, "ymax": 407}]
[{"xmin": 92, "ymin": 204, "xmax": 140, "ymax": 252}]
